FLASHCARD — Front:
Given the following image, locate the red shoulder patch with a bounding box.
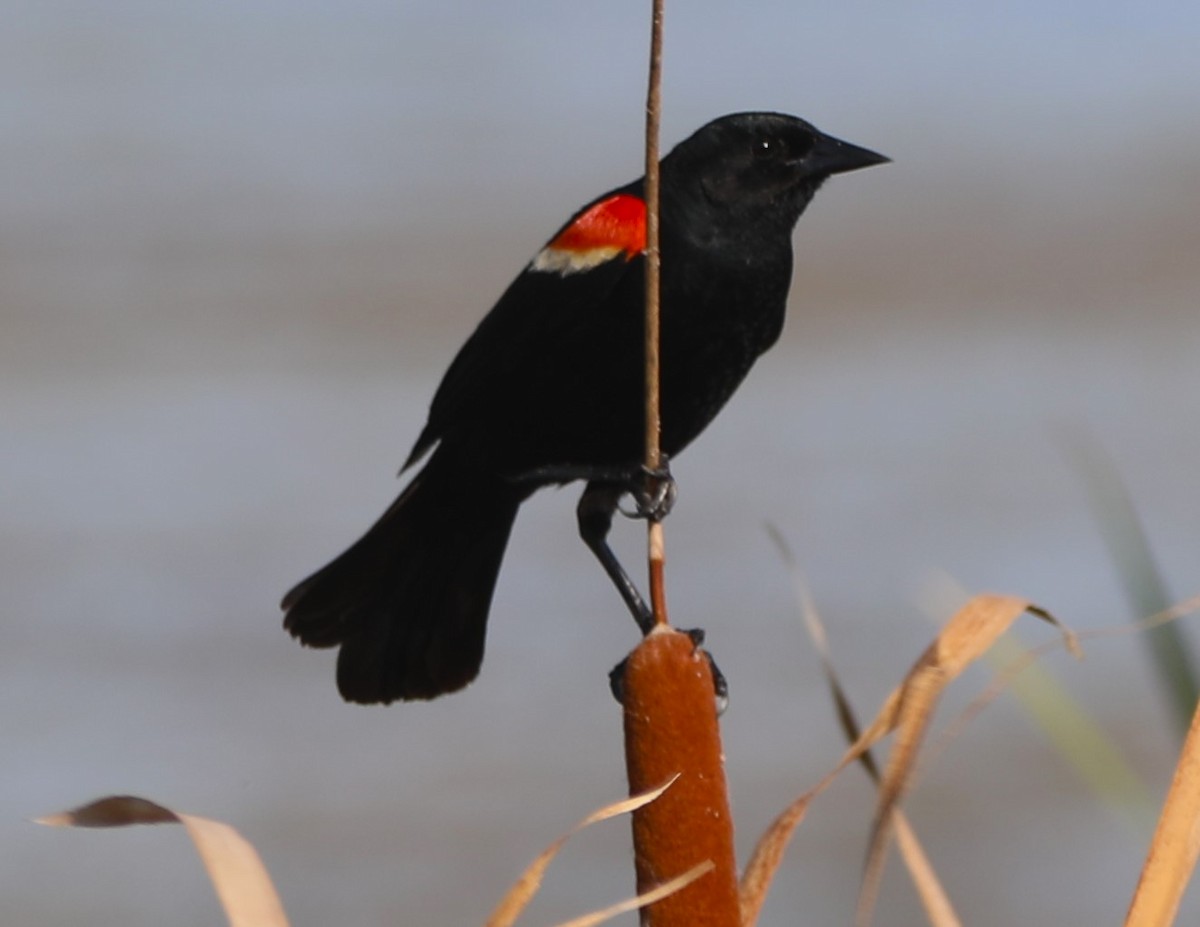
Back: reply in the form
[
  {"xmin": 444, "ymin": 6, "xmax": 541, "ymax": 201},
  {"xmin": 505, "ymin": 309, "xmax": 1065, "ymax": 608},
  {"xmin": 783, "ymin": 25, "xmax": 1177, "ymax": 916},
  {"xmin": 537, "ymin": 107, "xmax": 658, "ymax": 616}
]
[
  {"xmin": 531, "ymin": 193, "xmax": 646, "ymax": 275},
  {"xmin": 552, "ymin": 194, "xmax": 647, "ymax": 255}
]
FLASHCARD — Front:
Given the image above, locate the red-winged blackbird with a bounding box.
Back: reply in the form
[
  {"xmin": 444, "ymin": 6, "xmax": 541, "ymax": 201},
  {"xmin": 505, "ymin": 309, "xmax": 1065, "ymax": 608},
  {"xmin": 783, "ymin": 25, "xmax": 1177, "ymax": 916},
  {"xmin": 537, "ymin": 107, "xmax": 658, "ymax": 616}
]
[{"xmin": 283, "ymin": 112, "xmax": 887, "ymax": 704}]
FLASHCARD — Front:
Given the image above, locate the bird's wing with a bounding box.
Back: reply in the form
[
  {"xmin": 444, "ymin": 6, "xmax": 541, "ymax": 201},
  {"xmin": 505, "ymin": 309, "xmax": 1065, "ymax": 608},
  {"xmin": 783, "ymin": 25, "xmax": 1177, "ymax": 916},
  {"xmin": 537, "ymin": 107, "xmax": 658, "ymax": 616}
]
[{"xmin": 403, "ymin": 187, "xmax": 646, "ymax": 470}]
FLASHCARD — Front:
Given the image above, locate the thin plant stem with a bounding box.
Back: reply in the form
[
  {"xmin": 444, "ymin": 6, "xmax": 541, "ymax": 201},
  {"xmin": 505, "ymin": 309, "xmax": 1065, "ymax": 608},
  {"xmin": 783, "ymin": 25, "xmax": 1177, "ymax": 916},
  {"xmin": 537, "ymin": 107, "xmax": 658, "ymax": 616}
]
[{"xmin": 643, "ymin": 0, "xmax": 668, "ymax": 630}]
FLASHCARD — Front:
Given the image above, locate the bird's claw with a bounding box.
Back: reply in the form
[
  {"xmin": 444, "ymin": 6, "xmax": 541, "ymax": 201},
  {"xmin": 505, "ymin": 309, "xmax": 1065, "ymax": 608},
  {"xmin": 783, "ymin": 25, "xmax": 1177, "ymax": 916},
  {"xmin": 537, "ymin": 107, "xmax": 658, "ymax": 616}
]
[
  {"xmin": 683, "ymin": 628, "xmax": 729, "ymax": 715},
  {"xmin": 608, "ymin": 627, "xmax": 729, "ymax": 715},
  {"xmin": 618, "ymin": 459, "xmax": 677, "ymax": 523}
]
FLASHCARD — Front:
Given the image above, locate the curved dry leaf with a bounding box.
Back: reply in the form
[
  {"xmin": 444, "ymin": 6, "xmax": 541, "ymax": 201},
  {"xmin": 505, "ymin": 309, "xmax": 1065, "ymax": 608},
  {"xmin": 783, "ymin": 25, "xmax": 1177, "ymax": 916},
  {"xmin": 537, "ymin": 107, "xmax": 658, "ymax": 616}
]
[
  {"xmin": 486, "ymin": 775, "xmax": 679, "ymax": 927},
  {"xmin": 773, "ymin": 594, "xmax": 1061, "ymax": 927},
  {"xmin": 740, "ymin": 788, "xmax": 817, "ymax": 927},
  {"xmin": 855, "ymin": 594, "xmax": 1065, "ymax": 927},
  {"xmin": 554, "ymin": 860, "xmax": 715, "ymax": 927},
  {"xmin": 38, "ymin": 795, "xmax": 288, "ymax": 927},
  {"xmin": 37, "ymin": 795, "xmax": 179, "ymax": 828}
]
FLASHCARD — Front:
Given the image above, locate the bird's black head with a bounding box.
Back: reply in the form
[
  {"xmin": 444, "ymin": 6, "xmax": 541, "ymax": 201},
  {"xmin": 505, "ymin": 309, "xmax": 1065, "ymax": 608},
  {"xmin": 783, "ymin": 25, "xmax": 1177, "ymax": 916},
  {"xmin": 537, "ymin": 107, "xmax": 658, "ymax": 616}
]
[{"xmin": 662, "ymin": 112, "xmax": 888, "ymax": 227}]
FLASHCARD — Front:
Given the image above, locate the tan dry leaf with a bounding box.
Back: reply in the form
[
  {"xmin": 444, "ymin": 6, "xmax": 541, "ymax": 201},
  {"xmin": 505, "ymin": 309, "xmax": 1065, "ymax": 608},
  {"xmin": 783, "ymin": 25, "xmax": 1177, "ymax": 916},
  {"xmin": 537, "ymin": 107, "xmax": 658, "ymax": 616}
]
[
  {"xmin": 485, "ymin": 775, "xmax": 679, "ymax": 927},
  {"xmin": 38, "ymin": 795, "xmax": 288, "ymax": 927},
  {"xmin": 1125, "ymin": 699, "xmax": 1200, "ymax": 926}
]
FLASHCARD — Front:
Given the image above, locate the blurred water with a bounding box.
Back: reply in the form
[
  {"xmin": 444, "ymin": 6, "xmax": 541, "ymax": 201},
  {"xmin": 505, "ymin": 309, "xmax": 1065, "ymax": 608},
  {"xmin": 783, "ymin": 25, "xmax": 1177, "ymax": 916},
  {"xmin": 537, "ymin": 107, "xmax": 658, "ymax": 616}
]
[{"xmin": 5, "ymin": 3, "xmax": 1200, "ymax": 925}]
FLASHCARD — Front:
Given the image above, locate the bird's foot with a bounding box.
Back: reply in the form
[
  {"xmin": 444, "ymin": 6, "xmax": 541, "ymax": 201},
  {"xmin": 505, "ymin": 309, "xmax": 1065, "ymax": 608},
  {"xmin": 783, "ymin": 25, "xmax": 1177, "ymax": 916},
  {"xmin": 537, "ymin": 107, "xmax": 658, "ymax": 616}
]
[
  {"xmin": 509, "ymin": 458, "xmax": 676, "ymax": 523},
  {"xmin": 618, "ymin": 458, "xmax": 676, "ymax": 523}
]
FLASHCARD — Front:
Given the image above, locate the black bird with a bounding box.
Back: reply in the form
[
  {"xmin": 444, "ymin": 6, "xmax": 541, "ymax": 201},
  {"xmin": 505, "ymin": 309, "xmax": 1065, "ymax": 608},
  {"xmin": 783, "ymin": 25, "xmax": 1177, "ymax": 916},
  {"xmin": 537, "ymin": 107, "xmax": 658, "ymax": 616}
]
[{"xmin": 283, "ymin": 112, "xmax": 887, "ymax": 704}]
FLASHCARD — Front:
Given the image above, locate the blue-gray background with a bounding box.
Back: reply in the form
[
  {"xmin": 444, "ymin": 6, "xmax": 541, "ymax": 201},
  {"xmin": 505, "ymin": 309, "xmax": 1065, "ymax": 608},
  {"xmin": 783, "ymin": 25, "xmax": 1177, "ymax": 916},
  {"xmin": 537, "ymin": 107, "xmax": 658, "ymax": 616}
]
[{"xmin": 5, "ymin": 2, "xmax": 1199, "ymax": 924}]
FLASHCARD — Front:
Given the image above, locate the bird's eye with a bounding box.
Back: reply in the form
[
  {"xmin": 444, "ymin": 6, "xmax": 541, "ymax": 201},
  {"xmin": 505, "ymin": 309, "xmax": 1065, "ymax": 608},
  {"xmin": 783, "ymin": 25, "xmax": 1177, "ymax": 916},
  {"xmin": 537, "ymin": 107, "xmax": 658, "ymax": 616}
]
[
  {"xmin": 753, "ymin": 130, "xmax": 816, "ymax": 162},
  {"xmin": 752, "ymin": 137, "xmax": 779, "ymax": 160}
]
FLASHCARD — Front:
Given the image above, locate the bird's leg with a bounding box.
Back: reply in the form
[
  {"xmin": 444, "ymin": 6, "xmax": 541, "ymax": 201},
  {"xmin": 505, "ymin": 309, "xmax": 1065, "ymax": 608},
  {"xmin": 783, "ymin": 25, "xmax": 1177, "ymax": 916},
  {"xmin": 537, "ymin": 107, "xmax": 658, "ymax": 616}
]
[
  {"xmin": 576, "ymin": 481, "xmax": 655, "ymax": 634},
  {"xmin": 513, "ymin": 460, "xmax": 677, "ymax": 633},
  {"xmin": 575, "ymin": 472, "xmax": 729, "ymax": 710}
]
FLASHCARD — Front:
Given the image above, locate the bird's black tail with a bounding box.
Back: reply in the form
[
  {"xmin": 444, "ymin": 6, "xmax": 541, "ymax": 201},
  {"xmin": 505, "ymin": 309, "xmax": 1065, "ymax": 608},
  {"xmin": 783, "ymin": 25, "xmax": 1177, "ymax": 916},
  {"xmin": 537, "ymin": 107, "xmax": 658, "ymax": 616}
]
[{"xmin": 282, "ymin": 450, "xmax": 523, "ymax": 704}]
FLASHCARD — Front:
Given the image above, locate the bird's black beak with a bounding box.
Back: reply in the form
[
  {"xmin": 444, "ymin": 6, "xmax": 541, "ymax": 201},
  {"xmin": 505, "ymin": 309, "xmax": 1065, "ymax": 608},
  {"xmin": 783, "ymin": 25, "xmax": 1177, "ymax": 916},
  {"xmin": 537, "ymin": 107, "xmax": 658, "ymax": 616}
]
[{"xmin": 808, "ymin": 134, "xmax": 890, "ymax": 176}]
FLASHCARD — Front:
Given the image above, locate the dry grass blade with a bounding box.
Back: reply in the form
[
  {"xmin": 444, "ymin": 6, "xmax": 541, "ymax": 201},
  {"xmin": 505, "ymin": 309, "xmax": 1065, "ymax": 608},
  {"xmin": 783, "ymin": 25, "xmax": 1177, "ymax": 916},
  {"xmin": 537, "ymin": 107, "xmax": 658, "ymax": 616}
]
[
  {"xmin": 766, "ymin": 526, "xmax": 961, "ymax": 926},
  {"xmin": 766, "ymin": 525, "xmax": 862, "ymax": 749},
  {"xmin": 37, "ymin": 795, "xmax": 289, "ymax": 927},
  {"xmin": 485, "ymin": 776, "xmax": 679, "ymax": 927},
  {"xmin": 740, "ymin": 596, "xmax": 966, "ymax": 926},
  {"xmin": 740, "ymin": 726, "xmax": 950, "ymax": 926},
  {"xmin": 855, "ymin": 595, "xmax": 1069, "ymax": 927},
  {"xmin": 741, "ymin": 713, "xmax": 916, "ymax": 927},
  {"xmin": 1125, "ymin": 699, "xmax": 1200, "ymax": 926},
  {"xmin": 554, "ymin": 860, "xmax": 715, "ymax": 927},
  {"xmin": 892, "ymin": 814, "xmax": 960, "ymax": 927}
]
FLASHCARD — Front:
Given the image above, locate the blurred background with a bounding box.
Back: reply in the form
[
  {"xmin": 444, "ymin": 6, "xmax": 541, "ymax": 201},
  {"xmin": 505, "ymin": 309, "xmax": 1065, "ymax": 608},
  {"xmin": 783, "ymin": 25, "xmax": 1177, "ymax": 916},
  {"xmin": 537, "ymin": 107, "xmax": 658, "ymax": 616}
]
[{"xmin": 5, "ymin": 1, "xmax": 1199, "ymax": 924}]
